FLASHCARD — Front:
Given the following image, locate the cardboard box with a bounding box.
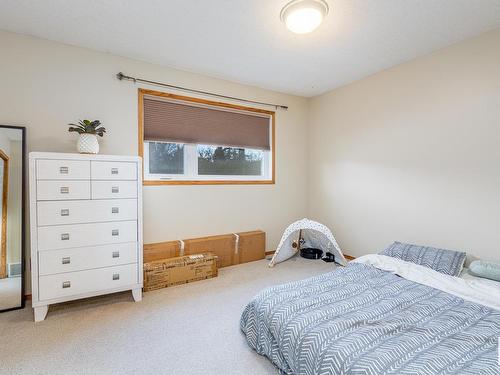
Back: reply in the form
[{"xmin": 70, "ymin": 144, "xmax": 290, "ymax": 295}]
[
  {"xmin": 236, "ymin": 230, "xmax": 266, "ymax": 264},
  {"xmin": 183, "ymin": 235, "xmax": 235, "ymax": 268},
  {"xmin": 143, "ymin": 230, "xmax": 266, "ymax": 269},
  {"xmin": 143, "ymin": 253, "xmax": 218, "ymax": 292},
  {"xmin": 144, "ymin": 240, "xmax": 181, "ymax": 263}
]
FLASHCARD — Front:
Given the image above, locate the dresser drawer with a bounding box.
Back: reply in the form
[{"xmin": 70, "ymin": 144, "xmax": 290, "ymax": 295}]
[
  {"xmin": 37, "ymin": 199, "xmax": 137, "ymax": 226},
  {"xmin": 38, "ymin": 264, "xmax": 138, "ymax": 301},
  {"xmin": 91, "ymin": 181, "xmax": 137, "ymax": 199},
  {"xmin": 37, "ymin": 180, "xmax": 90, "ymax": 201},
  {"xmin": 37, "ymin": 159, "xmax": 90, "ymax": 180},
  {"xmin": 38, "ymin": 242, "xmax": 138, "ymax": 276},
  {"xmin": 91, "ymin": 161, "xmax": 137, "ymax": 180},
  {"xmin": 37, "ymin": 220, "xmax": 138, "ymax": 251}
]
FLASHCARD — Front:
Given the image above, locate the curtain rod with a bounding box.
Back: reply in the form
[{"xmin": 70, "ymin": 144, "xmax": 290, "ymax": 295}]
[{"xmin": 116, "ymin": 72, "xmax": 288, "ymax": 110}]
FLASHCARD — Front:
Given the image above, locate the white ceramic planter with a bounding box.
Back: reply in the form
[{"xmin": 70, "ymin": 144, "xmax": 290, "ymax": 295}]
[{"xmin": 77, "ymin": 134, "xmax": 100, "ymax": 154}]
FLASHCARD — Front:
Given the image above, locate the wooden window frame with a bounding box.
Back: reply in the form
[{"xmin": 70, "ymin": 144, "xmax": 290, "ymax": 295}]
[{"xmin": 138, "ymin": 88, "xmax": 276, "ymax": 186}]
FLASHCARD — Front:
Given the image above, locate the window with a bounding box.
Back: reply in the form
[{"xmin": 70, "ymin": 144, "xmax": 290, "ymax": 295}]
[
  {"xmin": 197, "ymin": 145, "xmax": 264, "ymax": 176},
  {"xmin": 139, "ymin": 89, "xmax": 275, "ymax": 185},
  {"xmin": 148, "ymin": 142, "xmax": 184, "ymax": 175}
]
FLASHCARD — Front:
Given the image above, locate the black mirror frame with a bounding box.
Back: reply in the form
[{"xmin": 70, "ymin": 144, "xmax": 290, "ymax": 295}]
[{"xmin": 0, "ymin": 125, "xmax": 26, "ymax": 313}]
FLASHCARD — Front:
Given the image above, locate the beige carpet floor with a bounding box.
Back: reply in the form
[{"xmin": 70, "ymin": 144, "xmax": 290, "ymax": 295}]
[
  {"xmin": 0, "ymin": 256, "xmax": 336, "ymax": 375},
  {"xmin": 0, "ymin": 276, "xmax": 22, "ymax": 310}
]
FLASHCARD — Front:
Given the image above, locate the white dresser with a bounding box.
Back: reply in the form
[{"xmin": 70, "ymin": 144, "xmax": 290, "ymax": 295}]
[{"xmin": 29, "ymin": 152, "xmax": 143, "ymax": 321}]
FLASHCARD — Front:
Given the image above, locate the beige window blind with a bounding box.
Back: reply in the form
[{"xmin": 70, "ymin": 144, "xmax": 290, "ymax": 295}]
[{"xmin": 143, "ymin": 96, "xmax": 271, "ymax": 150}]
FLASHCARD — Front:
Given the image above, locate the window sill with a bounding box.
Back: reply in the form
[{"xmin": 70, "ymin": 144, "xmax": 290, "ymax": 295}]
[{"xmin": 143, "ymin": 179, "xmax": 275, "ymax": 186}]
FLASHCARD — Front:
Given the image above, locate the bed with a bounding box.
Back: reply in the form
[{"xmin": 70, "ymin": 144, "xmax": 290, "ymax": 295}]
[{"xmin": 240, "ymin": 254, "xmax": 500, "ymax": 374}]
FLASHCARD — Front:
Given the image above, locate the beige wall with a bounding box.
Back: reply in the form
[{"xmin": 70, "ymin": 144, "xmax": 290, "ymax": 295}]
[
  {"xmin": 0, "ymin": 133, "xmax": 10, "ymax": 156},
  {"xmin": 0, "ymin": 31, "xmax": 310, "ymax": 291},
  {"xmin": 6, "ymin": 141, "xmax": 22, "ymax": 265},
  {"xmin": 308, "ymin": 28, "xmax": 500, "ymax": 262},
  {"xmin": 2, "ymin": 25, "xmax": 500, "ymax": 294}
]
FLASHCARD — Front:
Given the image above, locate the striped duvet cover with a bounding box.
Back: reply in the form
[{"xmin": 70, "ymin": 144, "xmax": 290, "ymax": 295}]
[{"xmin": 240, "ymin": 262, "xmax": 500, "ymax": 374}]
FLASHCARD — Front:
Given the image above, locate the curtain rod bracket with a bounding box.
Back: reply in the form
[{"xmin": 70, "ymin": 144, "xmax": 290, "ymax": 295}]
[
  {"xmin": 115, "ymin": 72, "xmax": 288, "ymax": 111},
  {"xmin": 117, "ymin": 72, "xmax": 137, "ymax": 83}
]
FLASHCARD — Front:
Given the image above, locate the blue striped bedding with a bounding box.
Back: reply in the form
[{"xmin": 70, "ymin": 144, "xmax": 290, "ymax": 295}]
[{"xmin": 240, "ymin": 263, "xmax": 500, "ymax": 374}]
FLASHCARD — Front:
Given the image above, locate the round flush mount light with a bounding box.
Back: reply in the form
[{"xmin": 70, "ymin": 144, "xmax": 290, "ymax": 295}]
[{"xmin": 280, "ymin": 0, "xmax": 329, "ymax": 34}]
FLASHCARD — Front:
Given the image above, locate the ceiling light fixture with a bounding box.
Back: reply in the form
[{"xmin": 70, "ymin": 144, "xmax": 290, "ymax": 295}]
[{"xmin": 280, "ymin": 0, "xmax": 329, "ymax": 34}]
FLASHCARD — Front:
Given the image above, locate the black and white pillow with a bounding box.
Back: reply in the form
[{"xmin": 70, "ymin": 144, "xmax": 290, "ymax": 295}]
[{"xmin": 380, "ymin": 241, "xmax": 466, "ymax": 276}]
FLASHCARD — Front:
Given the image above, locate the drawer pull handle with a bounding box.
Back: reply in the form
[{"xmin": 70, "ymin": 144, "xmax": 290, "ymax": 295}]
[
  {"xmin": 112, "ymin": 274, "xmax": 120, "ymax": 281},
  {"xmin": 62, "ymin": 281, "xmax": 71, "ymax": 288},
  {"xmin": 59, "ymin": 166, "xmax": 69, "ymax": 174},
  {"xmin": 62, "ymin": 257, "xmax": 71, "ymax": 265},
  {"xmin": 112, "ymin": 251, "xmax": 120, "ymax": 258},
  {"xmin": 60, "ymin": 187, "xmax": 70, "ymax": 194},
  {"xmin": 61, "ymin": 233, "xmax": 70, "ymax": 241},
  {"xmin": 112, "ymin": 229, "xmax": 119, "ymax": 236},
  {"xmin": 111, "ymin": 168, "xmax": 119, "ymax": 175},
  {"xmin": 111, "ymin": 186, "xmax": 119, "ymax": 193},
  {"xmin": 60, "ymin": 209, "xmax": 70, "ymax": 216},
  {"xmin": 111, "ymin": 207, "xmax": 119, "ymax": 214}
]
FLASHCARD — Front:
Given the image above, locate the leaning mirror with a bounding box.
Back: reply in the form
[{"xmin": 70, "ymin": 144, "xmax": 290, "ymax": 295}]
[{"xmin": 0, "ymin": 125, "xmax": 25, "ymax": 312}]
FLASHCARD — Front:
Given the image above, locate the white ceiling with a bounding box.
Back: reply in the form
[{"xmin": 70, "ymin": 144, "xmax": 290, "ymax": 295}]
[{"xmin": 1, "ymin": 0, "xmax": 500, "ymax": 97}]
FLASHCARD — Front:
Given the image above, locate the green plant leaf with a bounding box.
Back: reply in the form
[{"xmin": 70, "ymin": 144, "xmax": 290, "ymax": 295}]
[{"xmin": 68, "ymin": 119, "xmax": 105, "ymax": 136}]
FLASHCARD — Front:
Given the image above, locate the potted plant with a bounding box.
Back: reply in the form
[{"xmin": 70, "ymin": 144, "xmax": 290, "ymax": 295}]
[{"xmin": 68, "ymin": 119, "xmax": 106, "ymax": 154}]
